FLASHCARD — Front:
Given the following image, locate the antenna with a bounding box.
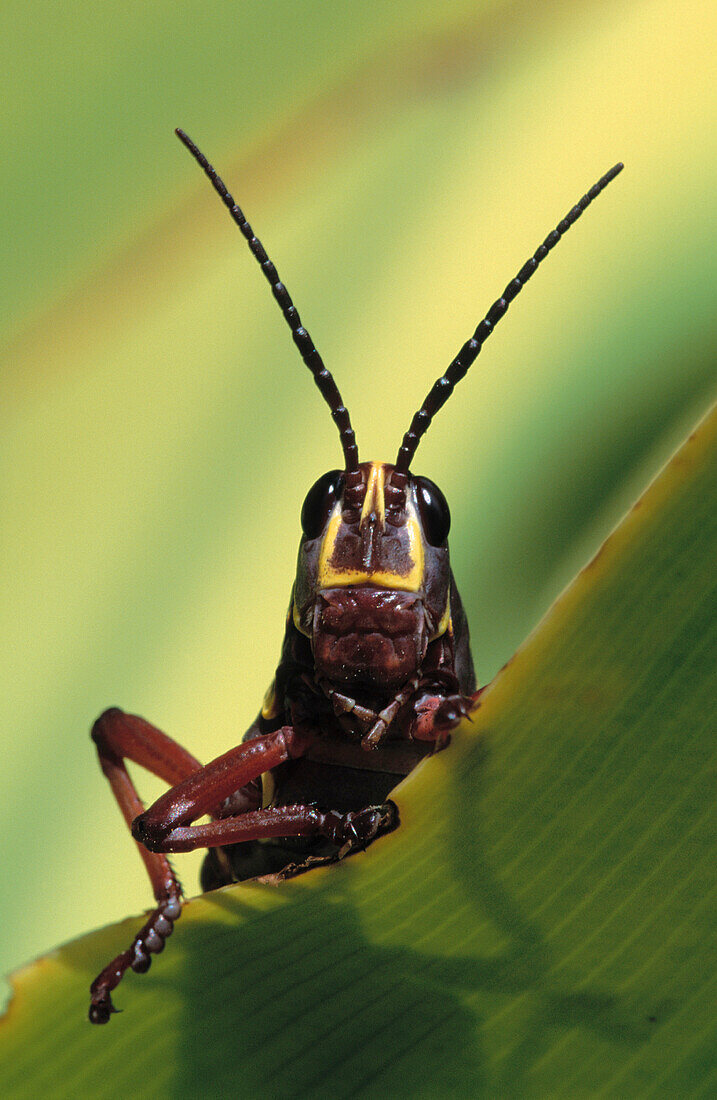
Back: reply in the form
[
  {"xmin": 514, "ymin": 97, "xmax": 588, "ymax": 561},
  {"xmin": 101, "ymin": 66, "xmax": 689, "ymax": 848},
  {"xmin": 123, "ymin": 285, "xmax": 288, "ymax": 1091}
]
[
  {"xmin": 395, "ymin": 163, "xmax": 624, "ymax": 473},
  {"xmin": 176, "ymin": 128, "xmax": 360, "ymax": 474}
]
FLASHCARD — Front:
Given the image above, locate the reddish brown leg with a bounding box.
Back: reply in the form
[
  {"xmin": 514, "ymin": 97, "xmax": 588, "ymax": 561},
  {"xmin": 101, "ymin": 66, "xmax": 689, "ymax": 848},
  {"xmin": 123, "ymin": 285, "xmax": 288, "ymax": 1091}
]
[
  {"xmin": 131, "ymin": 725, "xmax": 311, "ymax": 842},
  {"xmin": 407, "ymin": 688, "xmax": 483, "ymax": 743},
  {"xmin": 135, "ymin": 801, "xmax": 397, "ymax": 853},
  {"xmin": 91, "ymin": 716, "xmax": 396, "ymax": 1023},
  {"xmin": 91, "ymin": 718, "xmax": 316, "ymax": 1022},
  {"xmin": 130, "ymin": 724, "xmax": 390, "ymax": 854},
  {"xmin": 89, "ymin": 707, "xmax": 204, "ymax": 1024}
]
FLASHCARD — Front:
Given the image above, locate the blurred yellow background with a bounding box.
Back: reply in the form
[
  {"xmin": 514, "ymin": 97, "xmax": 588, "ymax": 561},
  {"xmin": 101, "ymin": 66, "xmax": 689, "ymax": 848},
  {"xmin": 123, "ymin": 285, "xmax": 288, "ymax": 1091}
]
[{"xmin": 1, "ymin": 0, "xmax": 715, "ymax": 1003}]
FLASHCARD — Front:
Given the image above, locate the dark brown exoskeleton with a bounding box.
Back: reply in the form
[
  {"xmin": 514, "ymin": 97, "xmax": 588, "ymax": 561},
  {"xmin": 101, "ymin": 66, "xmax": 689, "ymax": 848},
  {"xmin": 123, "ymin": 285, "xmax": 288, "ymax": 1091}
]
[{"xmin": 88, "ymin": 130, "xmax": 623, "ymax": 1022}]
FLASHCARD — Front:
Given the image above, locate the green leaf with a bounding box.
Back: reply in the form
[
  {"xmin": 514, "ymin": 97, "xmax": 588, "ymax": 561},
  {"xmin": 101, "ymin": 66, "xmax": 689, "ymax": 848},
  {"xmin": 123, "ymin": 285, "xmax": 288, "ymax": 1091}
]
[{"xmin": 2, "ymin": 404, "xmax": 715, "ymax": 1096}]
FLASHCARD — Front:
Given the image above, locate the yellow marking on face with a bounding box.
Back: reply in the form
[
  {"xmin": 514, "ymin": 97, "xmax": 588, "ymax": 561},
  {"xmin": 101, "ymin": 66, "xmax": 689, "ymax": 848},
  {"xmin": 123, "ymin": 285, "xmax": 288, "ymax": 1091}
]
[
  {"xmin": 261, "ymin": 679, "xmax": 280, "ymax": 720},
  {"xmin": 292, "ymin": 599, "xmax": 310, "ymax": 636},
  {"xmin": 318, "ymin": 505, "xmax": 343, "ymax": 575},
  {"xmin": 359, "ymin": 462, "xmax": 385, "ymax": 529},
  {"xmin": 317, "ymin": 495, "xmax": 425, "ymax": 592},
  {"xmin": 430, "ymin": 595, "xmax": 452, "ymax": 641}
]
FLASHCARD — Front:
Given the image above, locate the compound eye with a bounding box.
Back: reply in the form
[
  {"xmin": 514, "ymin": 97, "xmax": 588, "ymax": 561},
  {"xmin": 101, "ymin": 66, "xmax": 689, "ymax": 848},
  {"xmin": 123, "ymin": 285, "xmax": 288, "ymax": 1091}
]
[
  {"xmin": 301, "ymin": 469, "xmax": 344, "ymax": 539},
  {"xmin": 414, "ymin": 475, "xmax": 451, "ymax": 546}
]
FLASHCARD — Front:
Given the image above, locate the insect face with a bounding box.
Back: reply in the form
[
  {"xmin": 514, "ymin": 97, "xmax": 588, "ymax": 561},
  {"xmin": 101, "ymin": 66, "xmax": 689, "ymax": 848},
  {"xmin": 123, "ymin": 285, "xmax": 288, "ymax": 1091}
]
[{"xmin": 292, "ymin": 461, "xmax": 452, "ymax": 689}]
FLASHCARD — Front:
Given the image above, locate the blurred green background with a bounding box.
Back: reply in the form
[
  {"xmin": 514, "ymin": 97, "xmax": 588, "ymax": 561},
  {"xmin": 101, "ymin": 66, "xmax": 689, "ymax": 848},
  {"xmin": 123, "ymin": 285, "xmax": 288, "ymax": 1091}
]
[{"xmin": 1, "ymin": 0, "xmax": 715, "ymax": 1006}]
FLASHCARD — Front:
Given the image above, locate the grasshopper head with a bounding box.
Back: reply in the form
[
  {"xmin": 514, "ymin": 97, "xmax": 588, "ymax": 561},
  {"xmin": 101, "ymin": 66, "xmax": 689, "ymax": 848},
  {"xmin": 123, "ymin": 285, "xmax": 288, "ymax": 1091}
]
[{"xmin": 292, "ymin": 462, "xmax": 451, "ymax": 688}]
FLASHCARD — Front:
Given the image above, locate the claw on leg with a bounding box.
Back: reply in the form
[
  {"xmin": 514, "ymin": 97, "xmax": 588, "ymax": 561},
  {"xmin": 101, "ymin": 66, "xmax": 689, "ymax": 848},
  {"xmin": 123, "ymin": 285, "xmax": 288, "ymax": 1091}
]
[
  {"xmin": 323, "ymin": 802, "xmax": 399, "ymax": 858},
  {"xmin": 409, "ymin": 692, "xmax": 471, "ymax": 742},
  {"xmin": 89, "ymin": 895, "xmax": 182, "ymax": 1024}
]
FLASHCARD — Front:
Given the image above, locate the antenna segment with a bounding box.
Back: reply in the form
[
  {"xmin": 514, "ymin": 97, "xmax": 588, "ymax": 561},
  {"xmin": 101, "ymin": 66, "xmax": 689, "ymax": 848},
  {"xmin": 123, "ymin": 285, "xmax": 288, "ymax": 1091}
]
[
  {"xmin": 176, "ymin": 128, "xmax": 360, "ymax": 474},
  {"xmin": 395, "ymin": 163, "xmax": 624, "ymax": 473}
]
